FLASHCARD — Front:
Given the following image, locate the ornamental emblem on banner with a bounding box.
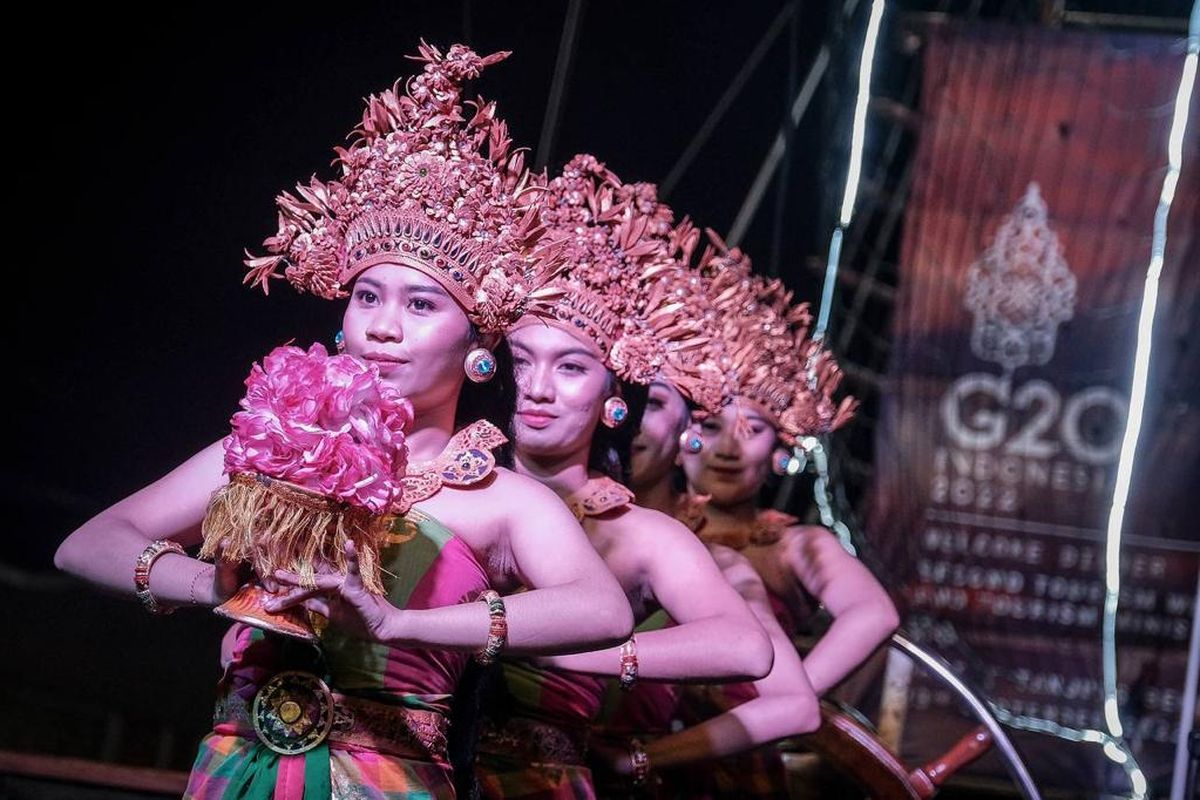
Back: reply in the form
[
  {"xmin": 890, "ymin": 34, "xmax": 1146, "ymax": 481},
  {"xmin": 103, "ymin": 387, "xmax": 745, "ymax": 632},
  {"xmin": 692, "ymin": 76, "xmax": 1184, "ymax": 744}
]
[
  {"xmin": 964, "ymin": 183, "xmax": 1077, "ymax": 373},
  {"xmin": 938, "ymin": 182, "xmax": 1120, "ymax": 505}
]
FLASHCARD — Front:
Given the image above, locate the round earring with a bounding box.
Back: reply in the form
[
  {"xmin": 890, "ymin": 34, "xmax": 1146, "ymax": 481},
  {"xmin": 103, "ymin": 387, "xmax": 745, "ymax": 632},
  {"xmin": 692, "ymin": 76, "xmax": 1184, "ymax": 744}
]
[
  {"xmin": 772, "ymin": 448, "xmax": 797, "ymax": 476},
  {"xmin": 679, "ymin": 429, "xmax": 704, "ymax": 455},
  {"xmin": 334, "ymin": 330, "xmax": 346, "ymax": 354},
  {"xmin": 464, "ymin": 348, "xmax": 497, "ymax": 383},
  {"xmin": 602, "ymin": 397, "xmax": 629, "ymax": 429}
]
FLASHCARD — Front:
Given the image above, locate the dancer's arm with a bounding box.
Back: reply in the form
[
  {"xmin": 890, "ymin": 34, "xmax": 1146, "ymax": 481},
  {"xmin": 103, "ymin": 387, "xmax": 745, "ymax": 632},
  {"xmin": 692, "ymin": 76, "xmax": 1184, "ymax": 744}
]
[
  {"xmin": 534, "ymin": 511, "xmax": 773, "ymax": 682},
  {"xmin": 271, "ymin": 470, "xmax": 634, "ymax": 654},
  {"xmin": 615, "ymin": 546, "xmax": 820, "ymax": 773},
  {"xmin": 54, "ymin": 440, "xmax": 239, "ymax": 607},
  {"xmin": 783, "ymin": 525, "xmax": 899, "ymax": 695}
]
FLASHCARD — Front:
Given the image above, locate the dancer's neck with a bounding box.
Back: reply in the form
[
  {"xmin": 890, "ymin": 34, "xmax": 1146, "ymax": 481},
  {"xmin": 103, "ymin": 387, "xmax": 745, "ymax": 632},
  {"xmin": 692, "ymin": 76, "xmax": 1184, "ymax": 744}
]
[{"xmin": 513, "ymin": 443, "xmax": 593, "ymax": 500}]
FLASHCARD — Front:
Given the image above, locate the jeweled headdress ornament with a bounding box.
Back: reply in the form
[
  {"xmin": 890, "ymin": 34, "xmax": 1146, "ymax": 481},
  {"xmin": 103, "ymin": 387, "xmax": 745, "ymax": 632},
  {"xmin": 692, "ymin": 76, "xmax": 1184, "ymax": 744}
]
[
  {"xmin": 520, "ymin": 154, "xmax": 723, "ymax": 410},
  {"xmin": 700, "ymin": 231, "xmax": 856, "ymax": 444},
  {"xmin": 245, "ymin": 42, "xmax": 562, "ymax": 333}
]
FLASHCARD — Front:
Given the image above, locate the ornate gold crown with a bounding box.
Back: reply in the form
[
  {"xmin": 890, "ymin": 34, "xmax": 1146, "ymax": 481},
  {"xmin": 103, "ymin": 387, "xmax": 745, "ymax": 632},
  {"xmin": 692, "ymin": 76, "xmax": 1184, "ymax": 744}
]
[
  {"xmin": 699, "ymin": 231, "xmax": 856, "ymax": 444},
  {"xmin": 244, "ymin": 42, "xmax": 563, "ymax": 333},
  {"xmin": 522, "ymin": 154, "xmax": 723, "ymax": 410}
]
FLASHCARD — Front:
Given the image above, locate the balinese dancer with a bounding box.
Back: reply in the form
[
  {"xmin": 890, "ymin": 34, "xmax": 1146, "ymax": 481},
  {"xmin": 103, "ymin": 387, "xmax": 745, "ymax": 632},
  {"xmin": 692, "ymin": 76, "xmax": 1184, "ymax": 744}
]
[
  {"xmin": 661, "ymin": 234, "xmax": 898, "ymax": 797},
  {"xmin": 589, "ymin": 230, "xmax": 852, "ymax": 798},
  {"xmin": 56, "ymin": 43, "xmax": 634, "ymax": 799},
  {"xmin": 474, "ymin": 155, "xmax": 792, "ymax": 800}
]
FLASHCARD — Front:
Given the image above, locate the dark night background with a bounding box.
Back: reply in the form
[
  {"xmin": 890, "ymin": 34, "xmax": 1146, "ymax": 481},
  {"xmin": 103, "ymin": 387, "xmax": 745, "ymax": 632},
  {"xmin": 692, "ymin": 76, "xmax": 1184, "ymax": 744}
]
[
  {"xmin": 3, "ymin": 0, "xmax": 1194, "ymax": 792},
  {"xmin": 11, "ymin": 1, "xmax": 843, "ymax": 575},
  {"xmin": 6, "ymin": 0, "xmax": 855, "ymax": 772}
]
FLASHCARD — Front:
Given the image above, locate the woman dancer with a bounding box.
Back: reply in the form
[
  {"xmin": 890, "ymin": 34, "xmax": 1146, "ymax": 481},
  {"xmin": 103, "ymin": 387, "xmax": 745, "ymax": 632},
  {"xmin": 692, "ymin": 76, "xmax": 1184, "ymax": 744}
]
[
  {"xmin": 474, "ymin": 155, "xmax": 798, "ymax": 800},
  {"xmin": 662, "ymin": 236, "xmax": 899, "ymax": 797},
  {"xmin": 56, "ymin": 44, "xmax": 633, "ymax": 799}
]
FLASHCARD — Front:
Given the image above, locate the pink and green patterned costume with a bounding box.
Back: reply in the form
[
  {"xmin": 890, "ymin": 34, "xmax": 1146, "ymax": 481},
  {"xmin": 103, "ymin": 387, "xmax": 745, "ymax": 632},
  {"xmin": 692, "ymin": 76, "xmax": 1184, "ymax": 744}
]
[
  {"xmin": 475, "ymin": 477, "xmax": 633, "ymax": 800},
  {"xmin": 671, "ymin": 682, "xmax": 791, "ymax": 799},
  {"xmin": 590, "ymin": 609, "xmax": 683, "ymax": 799},
  {"xmin": 475, "ymin": 657, "xmax": 607, "ymax": 800},
  {"xmin": 185, "ymin": 422, "xmax": 504, "ymax": 799},
  {"xmin": 670, "ymin": 498, "xmax": 799, "ymax": 799}
]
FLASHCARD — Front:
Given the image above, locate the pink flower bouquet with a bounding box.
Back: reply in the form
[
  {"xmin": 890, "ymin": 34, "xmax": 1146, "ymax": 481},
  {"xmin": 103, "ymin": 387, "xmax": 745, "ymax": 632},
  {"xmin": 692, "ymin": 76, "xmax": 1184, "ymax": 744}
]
[{"xmin": 199, "ymin": 343, "xmax": 412, "ymax": 637}]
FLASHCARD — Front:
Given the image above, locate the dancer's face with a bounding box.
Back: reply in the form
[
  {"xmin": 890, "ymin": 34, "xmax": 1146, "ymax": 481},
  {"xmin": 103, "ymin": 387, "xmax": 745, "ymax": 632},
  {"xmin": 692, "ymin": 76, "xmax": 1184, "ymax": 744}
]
[
  {"xmin": 631, "ymin": 381, "xmax": 690, "ymax": 490},
  {"xmin": 341, "ymin": 264, "xmax": 472, "ymax": 414},
  {"xmin": 508, "ymin": 323, "xmax": 610, "ymax": 461},
  {"xmin": 681, "ymin": 399, "xmax": 777, "ymax": 506}
]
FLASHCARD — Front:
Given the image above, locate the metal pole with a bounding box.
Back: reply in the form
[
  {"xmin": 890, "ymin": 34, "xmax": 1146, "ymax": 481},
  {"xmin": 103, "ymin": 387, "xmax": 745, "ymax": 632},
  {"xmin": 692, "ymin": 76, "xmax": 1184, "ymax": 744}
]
[
  {"xmin": 727, "ymin": 0, "xmax": 866, "ymax": 247},
  {"xmin": 660, "ymin": 3, "xmax": 795, "ymax": 198},
  {"xmin": 892, "ymin": 633, "xmax": 1043, "ymax": 800},
  {"xmin": 534, "ymin": 0, "xmax": 586, "ymax": 171},
  {"xmin": 1170, "ymin": 568, "xmax": 1200, "ymax": 800},
  {"xmin": 726, "ymin": 48, "xmax": 830, "ymax": 247},
  {"xmin": 767, "ymin": 3, "xmax": 802, "ymax": 278}
]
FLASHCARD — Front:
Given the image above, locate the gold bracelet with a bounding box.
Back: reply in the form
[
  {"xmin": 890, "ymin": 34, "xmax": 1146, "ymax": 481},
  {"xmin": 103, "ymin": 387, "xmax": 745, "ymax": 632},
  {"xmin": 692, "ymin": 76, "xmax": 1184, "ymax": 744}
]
[
  {"xmin": 134, "ymin": 540, "xmax": 186, "ymax": 615},
  {"xmin": 188, "ymin": 564, "xmax": 212, "ymax": 606},
  {"xmin": 475, "ymin": 589, "xmax": 507, "ymax": 665}
]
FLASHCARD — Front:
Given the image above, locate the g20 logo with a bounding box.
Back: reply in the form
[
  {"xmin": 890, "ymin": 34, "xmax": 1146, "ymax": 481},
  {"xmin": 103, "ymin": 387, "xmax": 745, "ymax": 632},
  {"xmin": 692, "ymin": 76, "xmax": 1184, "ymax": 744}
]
[{"xmin": 940, "ymin": 374, "xmax": 1127, "ymax": 466}]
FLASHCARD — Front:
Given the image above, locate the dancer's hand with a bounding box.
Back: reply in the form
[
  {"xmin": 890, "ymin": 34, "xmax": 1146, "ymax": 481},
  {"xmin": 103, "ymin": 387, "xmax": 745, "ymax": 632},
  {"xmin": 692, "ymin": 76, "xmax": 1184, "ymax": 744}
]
[
  {"xmin": 207, "ymin": 541, "xmax": 248, "ymax": 606},
  {"xmin": 589, "ymin": 740, "xmax": 633, "ymax": 778},
  {"xmin": 265, "ymin": 542, "xmax": 396, "ymax": 642}
]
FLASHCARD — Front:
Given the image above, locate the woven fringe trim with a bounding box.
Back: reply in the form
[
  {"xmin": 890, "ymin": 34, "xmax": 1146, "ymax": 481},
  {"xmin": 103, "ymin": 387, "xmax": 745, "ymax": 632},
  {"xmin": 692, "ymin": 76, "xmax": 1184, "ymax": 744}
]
[{"xmin": 199, "ymin": 475, "xmax": 388, "ymax": 595}]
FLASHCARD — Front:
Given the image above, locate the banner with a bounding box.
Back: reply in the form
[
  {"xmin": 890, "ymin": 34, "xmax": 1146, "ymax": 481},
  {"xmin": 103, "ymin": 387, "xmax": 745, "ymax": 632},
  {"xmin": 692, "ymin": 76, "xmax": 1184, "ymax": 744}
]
[{"xmin": 868, "ymin": 22, "xmax": 1199, "ymax": 795}]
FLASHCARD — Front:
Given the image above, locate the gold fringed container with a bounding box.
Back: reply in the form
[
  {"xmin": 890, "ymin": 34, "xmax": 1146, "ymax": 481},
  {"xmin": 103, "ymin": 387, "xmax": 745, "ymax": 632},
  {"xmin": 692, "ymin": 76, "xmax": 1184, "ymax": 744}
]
[{"xmin": 200, "ymin": 472, "xmax": 390, "ymax": 641}]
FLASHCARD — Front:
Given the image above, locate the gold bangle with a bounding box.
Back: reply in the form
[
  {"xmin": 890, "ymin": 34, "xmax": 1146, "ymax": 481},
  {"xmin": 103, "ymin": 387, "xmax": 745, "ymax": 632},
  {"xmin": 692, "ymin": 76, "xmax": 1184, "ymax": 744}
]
[
  {"xmin": 134, "ymin": 540, "xmax": 186, "ymax": 615},
  {"xmin": 188, "ymin": 564, "xmax": 212, "ymax": 606},
  {"xmin": 475, "ymin": 589, "xmax": 507, "ymax": 665}
]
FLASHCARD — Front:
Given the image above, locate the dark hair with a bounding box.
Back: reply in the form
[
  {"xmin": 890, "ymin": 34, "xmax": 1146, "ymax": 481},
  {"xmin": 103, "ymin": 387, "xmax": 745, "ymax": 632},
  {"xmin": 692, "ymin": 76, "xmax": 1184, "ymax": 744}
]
[
  {"xmin": 454, "ymin": 333, "xmax": 516, "ymax": 468},
  {"xmin": 443, "ymin": 335, "xmax": 515, "ymax": 799},
  {"xmin": 587, "ymin": 376, "xmax": 649, "ymax": 484},
  {"xmin": 664, "ymin": 395, "xmax": 703, "ymax": 495},
  {"xmin": 447, "ymin": 660, "xmax": 492, "ymax": 800}
]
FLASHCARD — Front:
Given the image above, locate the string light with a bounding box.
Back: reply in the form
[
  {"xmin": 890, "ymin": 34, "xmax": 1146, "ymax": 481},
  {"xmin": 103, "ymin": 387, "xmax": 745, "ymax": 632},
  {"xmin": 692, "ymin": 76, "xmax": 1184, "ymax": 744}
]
[{"xmin": 1098, "ymin": 0, "xmax": 1196, "ymax": 757}]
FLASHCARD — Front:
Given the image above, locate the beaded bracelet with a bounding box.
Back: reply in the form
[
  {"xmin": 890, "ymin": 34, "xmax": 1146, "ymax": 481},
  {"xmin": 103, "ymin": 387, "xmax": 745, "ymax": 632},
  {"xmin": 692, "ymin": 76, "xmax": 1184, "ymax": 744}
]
[
  {"xmin": 134, "ymin": 539, "xmax": 186, "ymax": 615},
  {"xmin": 475, "ymin": 589, "xmax": 508, "ymax": 665},
  {"xmin": 618, "ymin": 635, "xmax": 638, "ymax": 690},
  {"xmin": 628, "ymin": 737, "xmax": 651, "ymax": 786}
]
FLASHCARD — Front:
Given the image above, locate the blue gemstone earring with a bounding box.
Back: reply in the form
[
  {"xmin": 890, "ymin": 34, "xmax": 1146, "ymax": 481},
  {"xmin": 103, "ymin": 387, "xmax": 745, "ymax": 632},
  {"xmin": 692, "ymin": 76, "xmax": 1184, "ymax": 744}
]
[
  {"xmin": 464, "ymin": 348, "xmax": 497, "ymax": 383},
  {"xmin": 602, "ymin": 397, "xmax": 629, "ymax": 429},
  {"xmin": 679, "ymin": 429, "xmax": 704, "ymax": 455},
  {"xmin": 335, "ymin": 330, "xmax": 346, "ymax": 354},
  {"xmin": 772, "ymin": 448, "xmax": 802, "ymax": 476}
]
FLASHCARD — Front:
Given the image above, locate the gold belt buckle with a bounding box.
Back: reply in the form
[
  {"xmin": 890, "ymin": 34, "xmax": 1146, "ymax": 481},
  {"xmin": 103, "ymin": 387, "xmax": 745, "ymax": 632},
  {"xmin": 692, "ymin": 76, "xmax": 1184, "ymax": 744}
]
[{"xmin": 251, "ymin": 671, "xmax": 335, "ymax": 755}]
